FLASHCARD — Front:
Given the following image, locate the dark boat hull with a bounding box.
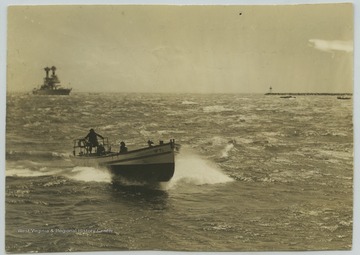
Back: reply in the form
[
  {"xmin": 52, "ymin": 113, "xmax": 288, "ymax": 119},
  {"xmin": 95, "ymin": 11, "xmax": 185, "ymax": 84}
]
[
  {"xmin": 33, "ymin": 88, "xmax": 72, "ymax": 95},
  {"xmin": 109, "ymin": 163, "xmax": 174, "ymax": 182},
  {"xmin": 70, "ymin": 142, "xmax": 176, "ymax": 182}
]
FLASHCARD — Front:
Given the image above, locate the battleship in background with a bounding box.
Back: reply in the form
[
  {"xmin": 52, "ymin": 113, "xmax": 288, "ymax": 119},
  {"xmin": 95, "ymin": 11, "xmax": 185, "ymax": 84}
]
[{"xmin": 32, "ymin": 66, "xmax": 72, "ymax": 95}]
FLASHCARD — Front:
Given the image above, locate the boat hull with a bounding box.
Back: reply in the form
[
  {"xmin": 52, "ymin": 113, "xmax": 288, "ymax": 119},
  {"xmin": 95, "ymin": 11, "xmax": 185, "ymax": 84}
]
[
  {"xmin": 70, "ymin": 142, "xmax": 175, "ymax": 182},
  {"xmin": 337, "ymin": 96, "xmax": 351, "ymax": 100},
  {"xmin": 109, "ymin": 163, "xmax": 174, "ymax": 182},
  {"xmin": 33, "ymin": 88, "xmax": 71, "ymax": 95}
]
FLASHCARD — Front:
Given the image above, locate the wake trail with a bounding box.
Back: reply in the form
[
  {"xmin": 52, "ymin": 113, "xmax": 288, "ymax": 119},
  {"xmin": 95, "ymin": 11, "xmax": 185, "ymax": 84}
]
[{"xmin": 63, "ymin": 166, "xmax": 112, "ymax": 183}]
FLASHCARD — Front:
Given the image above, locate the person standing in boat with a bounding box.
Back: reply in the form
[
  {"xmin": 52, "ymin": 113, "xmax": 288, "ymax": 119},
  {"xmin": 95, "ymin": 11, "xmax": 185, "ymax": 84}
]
[
  {"xmin": 84, "ymin": 128, "xmax": 104, "ymax": 153},
  {"xmin": 119, "ymin": 141, "xmax": 128, "ymax": 153}
]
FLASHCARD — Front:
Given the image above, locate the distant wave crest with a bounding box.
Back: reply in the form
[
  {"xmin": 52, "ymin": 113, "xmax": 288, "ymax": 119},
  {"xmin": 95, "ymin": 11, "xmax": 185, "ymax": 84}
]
[
  {"xmin": 6, "ymin": 150, "xmax": 70, "ymax": 161},
  {"xmin": 203, "ymin": 105, "xmax": 233, "ymax": 113}
]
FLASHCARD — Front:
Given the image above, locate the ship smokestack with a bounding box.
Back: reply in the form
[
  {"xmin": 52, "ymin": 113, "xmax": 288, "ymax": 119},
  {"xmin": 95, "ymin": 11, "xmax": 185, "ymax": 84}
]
[
  {"xmin": 51, "ymin": 66, "xmax": 56, "ymax": 76},
  {"xmin": 44, "ymin": 67, "xmax": 50, "ymax": 78}
]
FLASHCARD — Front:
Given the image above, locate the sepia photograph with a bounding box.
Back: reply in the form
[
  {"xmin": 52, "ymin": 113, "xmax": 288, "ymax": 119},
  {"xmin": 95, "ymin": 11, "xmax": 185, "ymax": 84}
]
[{"xmin": 2, "ymin": 1, "xmax": 357, "ymax": 254}]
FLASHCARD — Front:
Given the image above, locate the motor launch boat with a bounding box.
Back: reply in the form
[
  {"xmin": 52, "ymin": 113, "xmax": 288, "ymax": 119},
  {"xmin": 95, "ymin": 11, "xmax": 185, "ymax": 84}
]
[{"xmin": 70, "ymin": 138, "xmax": 177, "ymax": 182}]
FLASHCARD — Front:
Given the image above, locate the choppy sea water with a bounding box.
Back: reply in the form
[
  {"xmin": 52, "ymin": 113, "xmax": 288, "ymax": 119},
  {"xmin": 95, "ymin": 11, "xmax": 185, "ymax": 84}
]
[{"xmin": 5, "ymin": 93, "xmax": 353, "ymax": 253}]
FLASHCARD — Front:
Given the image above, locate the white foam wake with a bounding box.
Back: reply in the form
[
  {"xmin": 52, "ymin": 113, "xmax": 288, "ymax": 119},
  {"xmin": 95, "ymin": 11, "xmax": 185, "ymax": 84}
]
[
  {"xmin": 167, "ymin": 149, "xmax": 233, "ymax": 189},
  {"xmin": 65, "ymin": 166, "xmax": 112, "ymax": 183}
]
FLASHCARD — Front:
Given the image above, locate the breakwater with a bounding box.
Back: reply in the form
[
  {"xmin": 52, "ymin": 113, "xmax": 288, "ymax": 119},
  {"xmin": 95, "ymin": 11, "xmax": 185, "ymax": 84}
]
[{"xmin": 265, "ymin": 93, "xmax": 352, "ymax": 96}]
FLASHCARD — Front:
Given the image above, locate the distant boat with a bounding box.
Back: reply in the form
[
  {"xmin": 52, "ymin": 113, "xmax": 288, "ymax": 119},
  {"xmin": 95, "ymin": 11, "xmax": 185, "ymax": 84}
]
[
  {"xmin": 280, "ymin": 95, "xmax": 296, "ymax": 99},
  {"xmin": 32, "ymin": 66, "xmax": 72, "ymax": 95},
  {"xmin": 70, "ymin": 138, "xmax": 178, "ymax": 182},
  {"xmin": 337, "ymin": 96, "xmax": 351, "ymax": 100}
]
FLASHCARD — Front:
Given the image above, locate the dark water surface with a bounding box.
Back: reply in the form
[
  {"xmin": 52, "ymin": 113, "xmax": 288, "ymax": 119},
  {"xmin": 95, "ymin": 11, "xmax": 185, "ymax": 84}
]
[{"xmin": 5, "ymin": 93, "xmax": 353, "ymax": 252}]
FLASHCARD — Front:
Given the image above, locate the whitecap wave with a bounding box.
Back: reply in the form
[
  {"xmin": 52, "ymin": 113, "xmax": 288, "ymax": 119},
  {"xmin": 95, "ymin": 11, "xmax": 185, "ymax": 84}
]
[
  {"xmin": 6, "ymin": 150, "xmax": 69, "ymax": 161},
  {"xmin": 203, "ymin": 105, "xmax": 233, "ymax": 113},
  {"xmin": 6, "ymin": 167, "xmax": 61, "ymax": 177},
  {"xmin": 181, "ymin": 100, "xmax": 198, "ymax": 105},
  {"xmin": 220, "ymin": 143, "xmax": 235, "ymax": 159},
  {"xmin": 210, "ymin": 136, "xmax": 228, "ymax": 146},
  {"xmin": 23, "ymin": 121, "xmax": 42, "ymax": 128}
]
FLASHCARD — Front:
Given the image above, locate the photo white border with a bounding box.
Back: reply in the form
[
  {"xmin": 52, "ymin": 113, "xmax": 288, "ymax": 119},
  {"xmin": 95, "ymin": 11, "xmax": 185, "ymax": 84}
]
[{"xmin": 0, "ymin": 1, "xmax": 358, "ymax": 255}]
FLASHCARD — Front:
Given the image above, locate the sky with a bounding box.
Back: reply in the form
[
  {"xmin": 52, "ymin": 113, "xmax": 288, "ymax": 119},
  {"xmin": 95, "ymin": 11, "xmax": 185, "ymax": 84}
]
[{"xmin": 6, "ymin": 3, "xmax": 353, "ymax": 93}]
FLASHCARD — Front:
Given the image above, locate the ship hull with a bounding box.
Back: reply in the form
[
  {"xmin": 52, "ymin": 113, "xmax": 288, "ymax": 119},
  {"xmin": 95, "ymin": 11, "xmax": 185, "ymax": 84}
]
[
  {"xmin": 70, "ymin": 142, "xmax": 175, "ymax": 182},
  {"xmin": 33, "ymin": 88, "xmax": 71, "ymax": 95}
]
